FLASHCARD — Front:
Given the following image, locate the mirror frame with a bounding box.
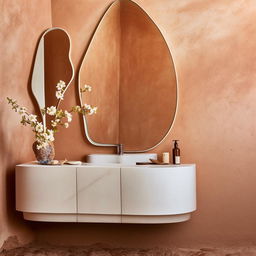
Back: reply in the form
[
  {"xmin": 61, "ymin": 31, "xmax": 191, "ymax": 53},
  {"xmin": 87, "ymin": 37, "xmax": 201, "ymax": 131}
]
[
  {"xmin": 78, "ymin": 0, "xmax": 179, "ymax": 153},
  {"xmin": 31, "ymin": 27, "xmax": 74, "ymax": 128}
]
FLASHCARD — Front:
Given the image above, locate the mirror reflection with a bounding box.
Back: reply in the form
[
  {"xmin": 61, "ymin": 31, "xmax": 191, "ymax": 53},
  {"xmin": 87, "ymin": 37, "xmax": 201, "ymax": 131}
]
[
  {"xmin": 31, "ymin": 27, "xmax": 74, "ymax": 127},
  {"xmin": 79, "ymin": 0, "xmax": 177, "ymax": 152}
]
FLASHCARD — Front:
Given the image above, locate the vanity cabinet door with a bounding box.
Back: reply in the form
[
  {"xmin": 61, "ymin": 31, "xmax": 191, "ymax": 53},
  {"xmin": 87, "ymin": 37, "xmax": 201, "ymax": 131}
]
[
  {"xmin": 77, "ymin": 167, "xmax": 121, "ymax": 214},
  {"xmin": 16, "ymin": 166, "xmax": 77, "ymax": 213},
  {"xmin": 121, "ymin": 165, "xmax": 196, "ymax": 216}
]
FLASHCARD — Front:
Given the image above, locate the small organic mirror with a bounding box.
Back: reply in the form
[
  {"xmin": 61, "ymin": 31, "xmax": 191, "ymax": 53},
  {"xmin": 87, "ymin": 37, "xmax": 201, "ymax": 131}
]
[
  {"xmin": 79, "ymin": 0, "xmax": 177, "ymax": 152},
  {"xmin": 31, "ymin": 27, "xmax": 74, "ymax": 127}
]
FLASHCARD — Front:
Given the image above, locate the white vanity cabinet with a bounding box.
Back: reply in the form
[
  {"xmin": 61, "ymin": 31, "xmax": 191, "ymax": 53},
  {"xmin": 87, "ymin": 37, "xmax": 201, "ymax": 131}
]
[
  {"xmin": 121, "ymin": 165, "xmax": 196, "ymax": 223},
  {"xmin": 16, "ymin": 165, "xmax": 77, "ymax": 222},
  {"xmin": 16, "ymin": 163, "xmax": 196, "ymax": 223},
  {"xmin": 77, "ymin": 166, "xmax": 121, "ymax": 223}
]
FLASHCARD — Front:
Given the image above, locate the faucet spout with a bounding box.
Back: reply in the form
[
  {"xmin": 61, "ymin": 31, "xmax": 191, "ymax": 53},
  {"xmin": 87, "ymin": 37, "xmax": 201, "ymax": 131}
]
[{"xmin": 117, "ymin": 144, "xmax": 124, "ymax": 155}]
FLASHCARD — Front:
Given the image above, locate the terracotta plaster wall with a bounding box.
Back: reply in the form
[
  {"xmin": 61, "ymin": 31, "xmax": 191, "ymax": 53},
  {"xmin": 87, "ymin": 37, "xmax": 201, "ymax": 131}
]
[
  {"xmin": 37, "ymin": 0, "xmax": 256, "ymax": 248},
  {"xmin": 0, "ymin": 0, "xmax": 52, "ymax": 246},
  {"xmin": 1, "ymin": 0, "xmax": 256, "ymax": 250}
]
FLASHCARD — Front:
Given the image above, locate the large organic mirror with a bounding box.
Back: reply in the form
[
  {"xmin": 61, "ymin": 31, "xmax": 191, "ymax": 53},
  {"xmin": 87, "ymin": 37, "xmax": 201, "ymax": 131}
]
[
  {"xmin": 79, "ymin": 0, "xmax": 177, "ymax": 152},
  {"xmin": 31, "ymin": 27, "xmax": 74, "ymax": 127}
]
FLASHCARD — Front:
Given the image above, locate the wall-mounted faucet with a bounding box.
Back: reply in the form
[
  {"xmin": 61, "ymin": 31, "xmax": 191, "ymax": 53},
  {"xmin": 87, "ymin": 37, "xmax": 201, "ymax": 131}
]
[{"xmin": 117, "ymin": 144, "xmax": 124, "ymax": 155}]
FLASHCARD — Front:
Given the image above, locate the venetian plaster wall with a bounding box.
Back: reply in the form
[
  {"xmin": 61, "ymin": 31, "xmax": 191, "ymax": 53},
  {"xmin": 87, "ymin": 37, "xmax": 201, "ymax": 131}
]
[
  {"xmin": 0, "ymin": 0, "xmax": 52, "ymax": 247},
  {"xmin": 1, "ymin": 0, "xmax": 256, "ymax": 250},
  {"xmin": 31, "ymin": 0, "xmax": 256, "ymax": 248}
]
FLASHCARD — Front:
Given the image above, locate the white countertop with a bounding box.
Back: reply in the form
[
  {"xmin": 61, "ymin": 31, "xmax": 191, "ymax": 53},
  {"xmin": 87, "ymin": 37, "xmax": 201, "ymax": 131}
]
[{"xmin": 17, "ymin": 162, "xmax": 195, "ymax": 168}]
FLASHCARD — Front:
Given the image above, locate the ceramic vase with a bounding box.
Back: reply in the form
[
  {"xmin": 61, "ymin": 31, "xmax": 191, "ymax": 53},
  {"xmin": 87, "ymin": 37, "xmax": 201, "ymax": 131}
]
[{"xmin": 32, "ymin": 142, "xmax": 55, "ymax": 164}]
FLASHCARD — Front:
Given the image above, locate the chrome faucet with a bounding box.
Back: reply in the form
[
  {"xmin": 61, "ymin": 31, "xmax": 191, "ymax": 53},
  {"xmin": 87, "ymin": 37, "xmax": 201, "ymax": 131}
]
[{"xmin": 117, "ymin": 144, "xmax": 124, "ymax": 155}]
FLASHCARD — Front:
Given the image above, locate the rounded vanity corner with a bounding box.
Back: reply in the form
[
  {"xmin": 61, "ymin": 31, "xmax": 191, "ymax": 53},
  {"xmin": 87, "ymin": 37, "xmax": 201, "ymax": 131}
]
[
  {"xmin": 122, "ymin": 213, "xmax": 192, "ymax": 224},
  {"xmin": 121, "ymin": 164, "xmax": 196, "ymax": 222},
  {"xmin": 16, "ymin": 163, "xmax": 196, "ymax": 224},
  {"xmin": 23, "ymin": 213, "xmax": 77, "ymax": 222}
]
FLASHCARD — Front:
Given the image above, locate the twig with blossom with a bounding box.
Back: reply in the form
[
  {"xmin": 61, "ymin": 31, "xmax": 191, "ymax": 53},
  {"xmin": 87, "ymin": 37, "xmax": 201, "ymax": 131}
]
[{"xmin": 7, "ymin": 81, "xmax": 97, "ymax": 150}]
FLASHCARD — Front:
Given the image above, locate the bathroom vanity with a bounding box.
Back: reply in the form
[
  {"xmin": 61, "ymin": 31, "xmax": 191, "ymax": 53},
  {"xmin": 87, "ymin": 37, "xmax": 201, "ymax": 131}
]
[
  {"xmin": 16, "ymin": 157, "xmax": 196, "ymax": 224},
  {"xmin": 18, "ymin": 0, "xmax": 197, "ymax": 224}
]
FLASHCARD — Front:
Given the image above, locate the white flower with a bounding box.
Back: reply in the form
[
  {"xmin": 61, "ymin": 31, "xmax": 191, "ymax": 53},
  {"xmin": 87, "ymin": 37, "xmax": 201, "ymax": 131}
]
[
  {"xmin": 40, "ymin": 130, "xmax": 54, "ymax": 142},
  {"xmin": 84, "ymin": 84, "xmax": 92, "ymax": 92},
  {"xmin": 89, "ymin": 107, "xmax": 97, "ymax": 115},
  {"xmin": 47, "ymin": 129, "xmax": 54, "ymax": 142},
  {"xmin": 36, "ymin": 144, "xmax": 43, "ymax": 150},
  {"xmin": 36, "ymin": 141, "xmax": 48, "ymax": 150},
  {"xmin": 51, "ymin": 120, "xmax": 58, "ymax": 127},
  {"xmin": 41, "ymin": 132, "xmax": 47, "ymax": 139},
  {"xmin": 56, "ymin": 80, "xmax": 66, "ymax": 90},
  {"xmin": 51, "ymin": 118, "xmax": 61, "ymax": 127},
  {"xmin": 35, "ymin": 122, "xmax": 44, "ymax": 133},
  {"xmin": 28, "ymin": 114, "xmax": 37, "ymax": 123},
  {"xmin": 64, "ymin": 123, "xmax": 69, "ymax": 128},
  {"xmin": 46, "ymin": 106, "xmax": 57, "ymax": 116},
  {"xmin": 84, "ymin": 104, "xmax": 91, "ymax": 113},
  {"xmin": 83, "ymin": 104, "xmax": 91, "ymax": 110},
  {"xmin": 83, "ymin": 104, "xmax": 97, "ymax": 115},
  {"xmin": 18, "ymin": 107, "xmax": 27, "ymax": 115},
  {"xmin": 56, "ymin": 90, "xmax": 64, "ymax": 100},
  {"xmin": 92, "ymin": 107, "xmax": 97, "ymax": 114},
  {"xmin": 80, "ymin": 84, "xmax": 92, "ymax": 93},
  {"xmin": 65, "ymin": 110, "xmax": 72, "ymax": 122}
]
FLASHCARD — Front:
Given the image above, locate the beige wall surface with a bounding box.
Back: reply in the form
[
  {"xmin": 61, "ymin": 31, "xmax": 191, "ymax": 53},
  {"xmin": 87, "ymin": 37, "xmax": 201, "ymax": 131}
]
[
  {"xmin": 0, "ymin": 0, "xmax": 52, "ymax": 247},
  {"xmin": 1, "ymin": 0, "xmax": 256, "ymax": 249}
]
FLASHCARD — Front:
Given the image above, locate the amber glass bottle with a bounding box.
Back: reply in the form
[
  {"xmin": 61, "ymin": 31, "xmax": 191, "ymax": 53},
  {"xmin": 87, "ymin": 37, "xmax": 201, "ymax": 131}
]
[{"xmin": 172, "ymin": 140, "xmax": 180, "ymax": 164}]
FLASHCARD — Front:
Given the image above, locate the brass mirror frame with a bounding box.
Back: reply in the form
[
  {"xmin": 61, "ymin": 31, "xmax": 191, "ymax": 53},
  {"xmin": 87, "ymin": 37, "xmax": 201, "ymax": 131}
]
[
  {"xmin": 31, "ymin": 27, "xmax": 74, "ymax": 128},
  {"xmin": 78, "ymin": 0, "xmax": 179, "ymax": 153}
]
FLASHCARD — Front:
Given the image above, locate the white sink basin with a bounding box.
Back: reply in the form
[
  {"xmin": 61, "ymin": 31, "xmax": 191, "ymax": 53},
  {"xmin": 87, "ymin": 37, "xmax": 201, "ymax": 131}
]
[{"xmin": 86, "ymin": 153, "xmax": 157, "ymax": 165}]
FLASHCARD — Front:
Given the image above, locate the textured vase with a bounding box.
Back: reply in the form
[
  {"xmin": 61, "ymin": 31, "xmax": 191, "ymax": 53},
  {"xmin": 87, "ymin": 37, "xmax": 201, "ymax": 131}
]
[{"xmin": 32, "ymin": 142, "xmax": 55, "ymax": 165}]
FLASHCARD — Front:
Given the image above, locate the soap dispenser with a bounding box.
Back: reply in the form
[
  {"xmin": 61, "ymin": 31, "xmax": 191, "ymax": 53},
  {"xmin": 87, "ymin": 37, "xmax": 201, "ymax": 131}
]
[{"xmin": 172, "ymin": 140, "xmax": 180, "ymax": 165}]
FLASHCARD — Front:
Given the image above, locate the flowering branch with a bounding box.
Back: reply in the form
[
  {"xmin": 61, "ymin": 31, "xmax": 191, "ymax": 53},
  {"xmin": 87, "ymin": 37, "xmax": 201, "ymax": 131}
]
[{"xmin": 7, "ymin": 81, "xmax": 97, "ymax": 150}]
